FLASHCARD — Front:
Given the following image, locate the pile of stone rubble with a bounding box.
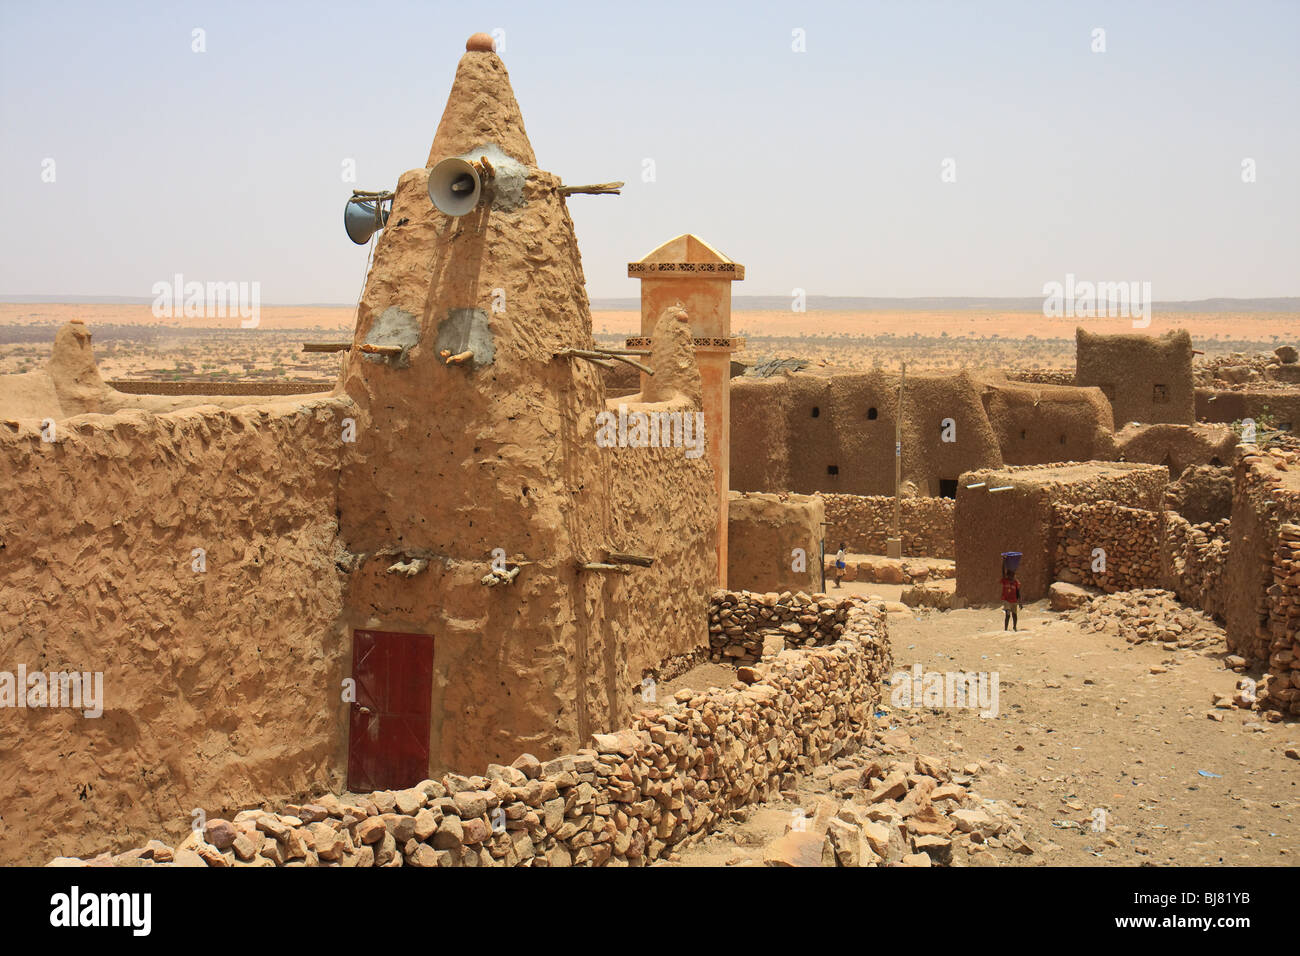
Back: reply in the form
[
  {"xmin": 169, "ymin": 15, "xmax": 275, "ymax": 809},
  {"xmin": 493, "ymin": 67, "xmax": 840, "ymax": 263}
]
[
  {"xmin": 681, "ymin": 739, "xmax": 1031, "ymax": 868},
  {"xmin": 1063, "ymin": 587, "xmax": 1225, "ymax": 649}
]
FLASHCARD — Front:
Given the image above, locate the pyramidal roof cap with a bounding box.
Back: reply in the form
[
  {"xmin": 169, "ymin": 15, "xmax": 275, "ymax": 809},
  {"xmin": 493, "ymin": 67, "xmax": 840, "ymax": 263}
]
[
  {"xmin": 629, "ymin": 234, "xmax": 745, "ymax": 280},
  {"xmin": 426, "ymin": 34, "xmax": 537, "ymax": 168}
]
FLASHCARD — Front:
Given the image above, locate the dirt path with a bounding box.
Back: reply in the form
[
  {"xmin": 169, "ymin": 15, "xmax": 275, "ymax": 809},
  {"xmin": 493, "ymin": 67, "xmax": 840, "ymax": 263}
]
[{"xmin": 671, "ymin": 599, "xmax": 1298, "ymax": 866}]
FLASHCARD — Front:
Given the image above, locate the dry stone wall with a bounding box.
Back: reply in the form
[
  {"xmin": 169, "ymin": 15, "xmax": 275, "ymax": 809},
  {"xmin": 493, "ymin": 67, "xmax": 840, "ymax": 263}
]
[
  {"xmin": 1160, "ymin": 513, "xmax": 1230, "ymax": 620},
  {"xmin": 1263, "ymin": 523, "xmax": 1300, "ymax": 717},
  {"xmin": 1006, "ymin": 369, "xmax": 1074, "ymax": 386},
  {"xmin": 1050, "ymin": 500, "xmax": 1162, "ymax": 593},
  {"xmin": 1164, "ymin": 464, "xmax": 1235, "ymax": 523},
  {"xmin": 1224, "ymin": 447, "xmax": 1300, "ymax": 667},
  {"xmin": 51, "ymin": 598, "xmax": 892, "ymax": 867},
  {"xmin": 820, "ymin": 493, "xmax": 955, "ymax": 559},
  {"xmin": 1052, "ymin": 502, "xmax": 1232, "ymax": 620},
  {"xmin": 708, "ymin": 589, "xmax": 855, "ymax": 665}
]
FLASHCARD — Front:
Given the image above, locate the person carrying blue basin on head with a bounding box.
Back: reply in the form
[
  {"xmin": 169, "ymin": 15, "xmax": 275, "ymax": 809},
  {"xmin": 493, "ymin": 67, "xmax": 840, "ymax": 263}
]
[{"xmin": 1000, "ymin": 551, "xmax": 1022, "ymax": 631}]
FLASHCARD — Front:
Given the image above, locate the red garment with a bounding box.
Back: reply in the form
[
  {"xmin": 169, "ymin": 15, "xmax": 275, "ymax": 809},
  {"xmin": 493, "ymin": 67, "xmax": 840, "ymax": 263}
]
[{"xmin": 1001, "ymin": 578, "xmax": 1020, "ymax": 603}]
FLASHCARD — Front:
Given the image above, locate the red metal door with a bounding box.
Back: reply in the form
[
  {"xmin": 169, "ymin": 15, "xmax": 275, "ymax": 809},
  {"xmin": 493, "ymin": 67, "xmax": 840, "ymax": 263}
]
[{"xmin": 347, "ymin": 630, "xmax": 434, "ymax": 793}]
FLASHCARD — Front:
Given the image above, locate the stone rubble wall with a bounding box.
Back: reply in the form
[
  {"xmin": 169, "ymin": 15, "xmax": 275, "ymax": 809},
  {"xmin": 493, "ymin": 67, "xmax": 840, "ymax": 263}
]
[
  {"xmin": 1052, "ymin": 501, "xmax": 1232, "ymax": 620},
  {"xmin": 1224, "ymin": 447, "xmax": 1300, "ymax": 669},
  {"xmin": 824, "ymin": 554, "xmax": 955, "ymax": 585},
  {"xmin": 1264, "ymin": 523, "xmax": 1300, "ymax": 717},
  {"xmin": 1160, "ymin": 512, "xmax": 1230, "ymax": 620},
  {"xmin": 51, "ymin": 596, "xmax": 893, "ymax": 867},
  {"xmin": 708, "ymin": 589, "xmax": 855, "ymax": 666},
  {"xmin": 1005, "ymin": 369, "xmax": 1075, "ymax": 386},
  {"xmin": 1050, "ymin": 500, "xmax": 1162, "ymax": 593},
  {"xmin": 820, "ymin": 493, "xmax": 955, "ymax": 559},
  {"xmin": 955, "ymin": 461, "xmax": 1168, "ymax": 605}
]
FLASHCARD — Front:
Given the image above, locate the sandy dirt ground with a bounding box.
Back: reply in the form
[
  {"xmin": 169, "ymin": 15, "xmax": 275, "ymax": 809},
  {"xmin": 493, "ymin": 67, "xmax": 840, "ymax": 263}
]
[
  {"xmin": 3, "ymin": 304, "xmax": 1295, "ymax": 343},
  {"xmin": 663, "ymin": 596, "xmax": 1298, "ymax": 867},
  {"xmin": 595, "ymin": 309, "xmax": 1300, "ymax": 344}
]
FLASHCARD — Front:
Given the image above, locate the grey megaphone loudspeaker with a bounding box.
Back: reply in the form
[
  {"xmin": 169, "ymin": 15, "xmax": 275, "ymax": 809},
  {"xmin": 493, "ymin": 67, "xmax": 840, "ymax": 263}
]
[
  {"xmin": 344, "ymin": 198, "xmax": 390, "ymax": 245},
  {"xmin": 427, "ymin": 157, "xmax": 482, "ymax": 216}
]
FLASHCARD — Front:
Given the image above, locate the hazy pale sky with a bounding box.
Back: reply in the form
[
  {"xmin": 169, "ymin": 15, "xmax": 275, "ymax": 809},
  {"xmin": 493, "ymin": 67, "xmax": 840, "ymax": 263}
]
[{"xmin": 2, "ymin": 0, "xmax": 1296, "ymax": 303}]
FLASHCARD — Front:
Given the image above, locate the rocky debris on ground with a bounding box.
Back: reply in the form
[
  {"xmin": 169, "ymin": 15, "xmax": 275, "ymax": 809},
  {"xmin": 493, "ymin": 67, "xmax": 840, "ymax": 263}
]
[
  {"xmin": 717, "ymin": 745, "xmax": 1032, "ymax": 868},
  {"xmin": 1196, "ymin": 346, "xmax": 1300, "ymax": 386},
  {"xmin": 1064, "ymin": 588, "xmax": 1225, "ymax": 649}
]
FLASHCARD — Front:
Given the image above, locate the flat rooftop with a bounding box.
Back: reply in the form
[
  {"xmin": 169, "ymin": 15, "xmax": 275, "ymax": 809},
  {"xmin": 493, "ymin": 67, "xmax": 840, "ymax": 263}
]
[{"xmin": 963, "ymin": 461, "xmax": 1163, "ymax": 484}]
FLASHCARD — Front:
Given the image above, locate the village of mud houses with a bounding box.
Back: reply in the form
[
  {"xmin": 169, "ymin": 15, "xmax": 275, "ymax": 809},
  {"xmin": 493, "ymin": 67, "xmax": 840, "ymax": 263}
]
[{"xmin": 0, "ymin": 1, "xmax": 1294, "ymax": 940}]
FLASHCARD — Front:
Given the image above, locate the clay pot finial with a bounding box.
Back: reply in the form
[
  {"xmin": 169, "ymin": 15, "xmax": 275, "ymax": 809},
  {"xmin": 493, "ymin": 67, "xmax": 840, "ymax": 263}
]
[{"xmin": 466, "ymin": 32, "xmax": 495, "ymax": 52}]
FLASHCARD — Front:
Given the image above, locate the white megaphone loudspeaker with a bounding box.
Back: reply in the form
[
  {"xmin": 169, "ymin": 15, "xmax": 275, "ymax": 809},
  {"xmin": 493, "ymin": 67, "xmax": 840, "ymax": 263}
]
[
  {"xmin": 344, "ymin": 198, "xmax": 389, "ymax": 245},
  {"xmin": 427, "ymin": 157, "xmax": 482, "ymax": 216}
]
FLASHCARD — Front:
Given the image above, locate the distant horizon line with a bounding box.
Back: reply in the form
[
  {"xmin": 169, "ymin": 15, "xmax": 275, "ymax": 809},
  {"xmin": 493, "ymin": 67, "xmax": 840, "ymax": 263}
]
[{"xmin": 2, "ymin": 294, "xmax": 1297, "ymax": 313}]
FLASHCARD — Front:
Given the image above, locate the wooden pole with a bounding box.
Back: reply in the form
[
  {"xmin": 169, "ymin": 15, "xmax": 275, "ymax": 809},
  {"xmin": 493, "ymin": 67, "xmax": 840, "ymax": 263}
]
[
  {"xmin": 557, "ymin": 349, "xmax": 654, "ymax": 376},
  {"xmin": 606, "ymin": 551, "xmax": 654, "ymax": 567},
  {"xmin": 559, "ymin": 182, "xmax": 624, "ymax": 196},
  {"xmin": 578, "ymin": 561, "xmax": 631, "ymax": 573}
]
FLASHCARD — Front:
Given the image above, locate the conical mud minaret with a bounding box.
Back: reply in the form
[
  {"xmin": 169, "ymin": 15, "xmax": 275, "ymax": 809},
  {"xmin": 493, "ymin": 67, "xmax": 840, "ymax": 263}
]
[{"xmin": 335, "ymin": 35, "xmax": 715, "ymax": 786}]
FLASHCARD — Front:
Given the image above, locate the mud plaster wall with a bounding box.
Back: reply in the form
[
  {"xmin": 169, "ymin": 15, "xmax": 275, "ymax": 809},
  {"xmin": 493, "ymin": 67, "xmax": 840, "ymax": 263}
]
[
  {"xmin": 608, "ymin": 440, "xmax": 716, "ymax": 706},
  {"xmin": 1116, "ymin": 423, "xmax": 1238, "ymax": 476},
  {"xmin": 954, "ymin": 463, "xmax": 1168, "ymax": 605},
  {"xmin": 981, "ymin": 381, "xmax": 1116, "ymax": 466},
  {"xmin": 1194, "ymin": 389, "xmax": 1300, "ymax": 429},
  {"xmin": 819, "ymin": 493, "xmax": 955, "ymax": 559},
  {"xmin": 731, "ymin": 370, "xmax": 1117, "ymax": 501},
  {"xmin": 730, "ymin": 370, "xmax": 1000, "ymax": 498},
  {"xmin": 727, "ymin": 492, "xmax": 824, "ymax": 594},
  {"xmin": 1223, "ymin": 448, "xmax": 1300, "ymax": 664},
  {"xmin": 1075, "ymin": 328, "xmax": 1194, "ymax": 425},
  {"xmin": 0, "ymin": 321, "xmax": 337, "ymax": 421},
  {"xmin": 336, "ymin": 47, "xmax": 608, "ymax": 778},
  {"xmin": 0, "ymin": 398, "xmax": 353, "ymax": 866}
]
